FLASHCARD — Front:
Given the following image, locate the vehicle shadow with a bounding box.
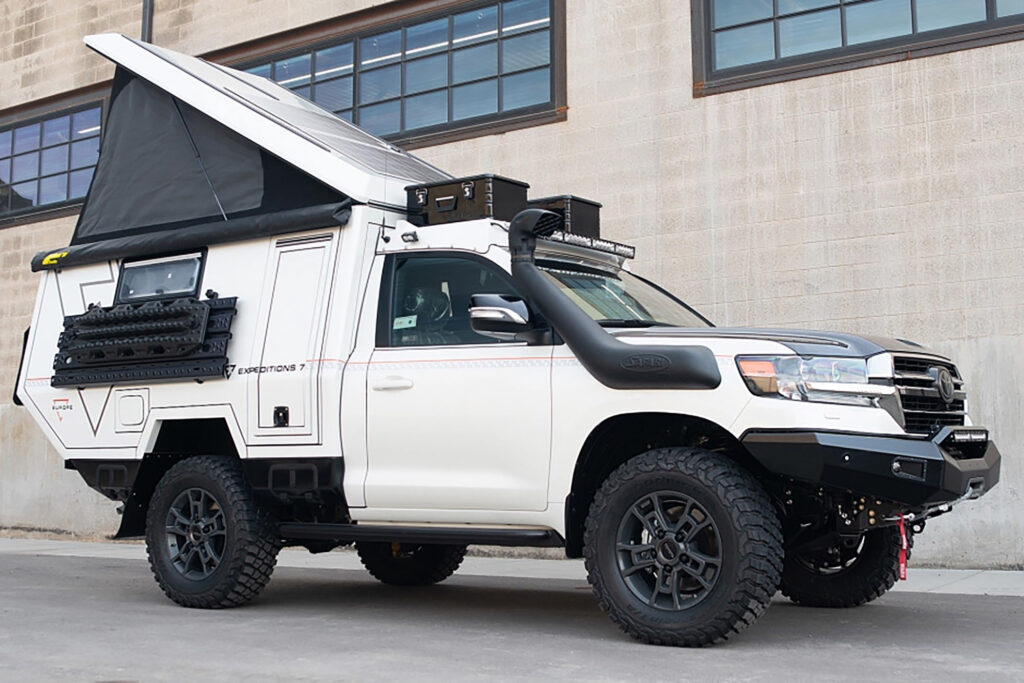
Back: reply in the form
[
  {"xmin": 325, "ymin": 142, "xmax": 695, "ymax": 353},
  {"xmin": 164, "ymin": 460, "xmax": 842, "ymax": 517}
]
[
  {"xmin": 253, "ymin": 566, "xmax": 1024, "ymax": 653},
  {"xmin": 256, "ymin": 567, "xmax": 620, "ymax": 640}
]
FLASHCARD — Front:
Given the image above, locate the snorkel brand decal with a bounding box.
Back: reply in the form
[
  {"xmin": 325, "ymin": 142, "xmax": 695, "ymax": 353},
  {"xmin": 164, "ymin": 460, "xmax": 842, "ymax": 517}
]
[{"xmin": 620, "ymin": 353, "xmax": 672, "ymax": 372}]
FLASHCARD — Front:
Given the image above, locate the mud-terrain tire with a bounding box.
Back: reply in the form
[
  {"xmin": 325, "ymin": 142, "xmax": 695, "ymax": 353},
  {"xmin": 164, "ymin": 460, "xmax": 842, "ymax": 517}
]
[
  {"xmin": 356, "ymin": 542, "xmax": 467, "ymax": 586},
  {"xmin": 145, "ymin": 456, "xmax": 280, "ymax": 608},
  {"xmin": 584, "ymin": 447, "xmax": 783, "ymax": 647},
  {"xmin": 781, "ymin": 526, "xmax": 910, "ymax": 608}
]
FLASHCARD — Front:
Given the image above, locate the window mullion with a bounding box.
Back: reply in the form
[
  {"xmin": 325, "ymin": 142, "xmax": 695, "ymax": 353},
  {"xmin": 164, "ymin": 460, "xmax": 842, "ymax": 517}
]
[
  {"xmin": 447, "ymin": 15, "xmax": 455, "ymax": 126},
  {"xmin": 497, "ymin": 0, "xmax": 505, "ymax": 112},
  {"xmin": 840, "ymin": 1, "xmax": 848, "ymax": 47},
  {"xmin": 353, "ymin": 40, "xmax": 361, "ymax": 128},
  {"xmin": 400, "ymin": 29, "xmax": 407, "ymax": 134},
  {"xmin": 773, "ymin": 0, "xmax": 780, "ymax": 61}
]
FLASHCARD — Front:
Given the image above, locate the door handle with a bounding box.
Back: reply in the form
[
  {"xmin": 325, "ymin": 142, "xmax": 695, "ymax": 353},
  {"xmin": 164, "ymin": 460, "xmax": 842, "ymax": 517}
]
[{"xmin": 371, "ymin": 376, "xmax": 414, "ymax": 391}]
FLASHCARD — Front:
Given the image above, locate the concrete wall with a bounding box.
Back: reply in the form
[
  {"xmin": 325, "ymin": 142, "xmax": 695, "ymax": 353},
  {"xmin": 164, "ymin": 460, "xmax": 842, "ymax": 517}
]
[
  {"xmin": 0, "ymin": 0, "xmax": 392, "ymax": 108},
  {"xmin": 0, "ymin": 0, "xmax": 1020, "ymax": 567}
]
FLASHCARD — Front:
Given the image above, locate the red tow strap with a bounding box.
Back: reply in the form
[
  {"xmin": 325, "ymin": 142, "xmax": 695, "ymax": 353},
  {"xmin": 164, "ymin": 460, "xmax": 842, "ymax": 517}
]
[{"xmin": 898, "ymin": 514, "xmax": 908, "ymax": 581}]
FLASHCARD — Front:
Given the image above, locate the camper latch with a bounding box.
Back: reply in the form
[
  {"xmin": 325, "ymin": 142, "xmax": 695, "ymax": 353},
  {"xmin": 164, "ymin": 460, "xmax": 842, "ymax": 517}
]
[{"xmin": 273, "ymin": 406, "xmax": 289, "ymax": 427}]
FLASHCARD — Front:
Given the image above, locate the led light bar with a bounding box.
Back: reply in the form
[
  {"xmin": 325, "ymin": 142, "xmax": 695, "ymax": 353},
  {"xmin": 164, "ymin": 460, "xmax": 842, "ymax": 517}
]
[
  {"xmin": 542, "ymin": 230, "xmax": 636, "ymax": 259},
  {"xmin": 949, "ymin": 429, "xmax": 988, "ymax": 442}
]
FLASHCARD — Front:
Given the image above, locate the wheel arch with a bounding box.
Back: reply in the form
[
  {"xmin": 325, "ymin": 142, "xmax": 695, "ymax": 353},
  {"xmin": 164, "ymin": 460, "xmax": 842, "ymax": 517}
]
[
  {"xmin": 116, "ymin": 416, "xmax": 242, "ymax": 538},
  {"xmin": 563, "ymin": 412, "xmax": 769, "ymax": 558}
]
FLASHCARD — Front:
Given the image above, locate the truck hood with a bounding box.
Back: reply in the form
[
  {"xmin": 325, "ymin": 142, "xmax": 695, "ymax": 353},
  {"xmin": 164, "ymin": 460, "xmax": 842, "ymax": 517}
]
[{"xmin": 612, "ymin": 327, "xmax": 948, "ymax": 360}]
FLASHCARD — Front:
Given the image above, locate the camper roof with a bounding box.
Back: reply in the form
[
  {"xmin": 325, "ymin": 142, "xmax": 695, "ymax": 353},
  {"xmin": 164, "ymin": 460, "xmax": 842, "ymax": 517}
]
[
  {"xmin": 31, "ymin": 35, "xmax": 452, "ymax": 271},
  {"xmin": 84, "ymin": 34, "xmax": 450, "ymax": 204}
]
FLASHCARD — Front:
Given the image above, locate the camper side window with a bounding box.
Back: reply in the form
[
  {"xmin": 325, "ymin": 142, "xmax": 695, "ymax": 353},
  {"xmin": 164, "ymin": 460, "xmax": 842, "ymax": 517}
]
[{"xmin": 116, "ymin": 254, "xmax": 203, "ymax": 303}]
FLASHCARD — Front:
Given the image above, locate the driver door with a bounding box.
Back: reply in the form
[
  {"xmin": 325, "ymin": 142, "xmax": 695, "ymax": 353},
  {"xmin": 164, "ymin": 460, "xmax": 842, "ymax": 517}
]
[{"xmin": 364, "ymin": 252, "xmax": 553, "ymax": 512}]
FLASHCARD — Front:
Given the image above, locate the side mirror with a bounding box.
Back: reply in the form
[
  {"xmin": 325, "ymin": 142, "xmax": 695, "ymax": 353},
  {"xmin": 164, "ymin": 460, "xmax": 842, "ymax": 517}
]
[{"xmin": 469, "ymin": 294, "xmax": 534, "ymax": 341}]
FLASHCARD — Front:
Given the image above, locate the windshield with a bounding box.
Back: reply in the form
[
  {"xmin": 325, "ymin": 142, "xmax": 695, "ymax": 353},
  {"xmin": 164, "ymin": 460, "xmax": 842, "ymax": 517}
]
[{"xmin": 537, "ymin": 261, "xmax": 712, "ymax": 328}]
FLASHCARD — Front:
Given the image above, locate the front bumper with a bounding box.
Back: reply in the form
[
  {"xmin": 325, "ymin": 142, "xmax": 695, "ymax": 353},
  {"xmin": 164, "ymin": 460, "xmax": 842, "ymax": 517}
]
[{"xmin": 741, "ymin": 426, "xmax": 1000, "ymax": 508}]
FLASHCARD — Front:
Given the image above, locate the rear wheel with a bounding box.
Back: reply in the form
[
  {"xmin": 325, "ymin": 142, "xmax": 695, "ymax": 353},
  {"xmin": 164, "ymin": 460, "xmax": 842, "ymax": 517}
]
[
  {"xmin": 356, "ymin": 542, "xmax": 467, "ymax": 586},
  {"xmin": 584, "ymin": 447, "xmax": 783, "ymax": 647},
  {"xmin": 780, "ymin": 526, "xmax": 907, "ymax": 607},
  {"xmin": 145, "ymin": 456, "xmax": 280, "ymax": 608}
]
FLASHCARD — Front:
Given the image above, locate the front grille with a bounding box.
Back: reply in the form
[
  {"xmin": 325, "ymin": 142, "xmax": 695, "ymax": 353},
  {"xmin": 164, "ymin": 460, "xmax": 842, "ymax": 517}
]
[{"xmin": 892, "ymin": 356, "xmax": 966, "ymax": 435}]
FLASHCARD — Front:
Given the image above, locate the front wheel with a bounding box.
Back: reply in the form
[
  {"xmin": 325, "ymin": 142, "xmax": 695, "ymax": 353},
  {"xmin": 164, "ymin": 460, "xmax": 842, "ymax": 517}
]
[
  {"xmin": 584, "ymin": 447, "xmax": 784, "ymax": 647},
  {"xmin": 145, "ymin": 456, "xmax": 280, "ymax": 608},
  {"xmin": 780, "ymin": 526, "xmax": 908, "ymax": 608},
  {"xmin": 356, "ymin": 542, "xmax": 467, "ymax": 586}
]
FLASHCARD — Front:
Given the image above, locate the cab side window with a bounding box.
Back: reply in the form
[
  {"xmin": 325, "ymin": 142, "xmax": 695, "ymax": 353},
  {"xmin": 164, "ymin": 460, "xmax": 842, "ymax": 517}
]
[{"xmin": 385, "ymin": 254, "xmax": 520, "ymax": 347}]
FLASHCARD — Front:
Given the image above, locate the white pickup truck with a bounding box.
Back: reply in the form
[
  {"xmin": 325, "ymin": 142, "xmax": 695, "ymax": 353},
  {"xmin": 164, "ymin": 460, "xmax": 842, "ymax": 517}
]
[{"xmin": 14, "ymin": 34, "xmax": 1001, "ymax": 647}]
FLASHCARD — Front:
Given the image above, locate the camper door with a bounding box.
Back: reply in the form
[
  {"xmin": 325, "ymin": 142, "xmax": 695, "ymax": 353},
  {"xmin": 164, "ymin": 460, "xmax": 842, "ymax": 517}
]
[{"xmin": 246, "ymin": 231, "xmax": 338, "ymax": 443}]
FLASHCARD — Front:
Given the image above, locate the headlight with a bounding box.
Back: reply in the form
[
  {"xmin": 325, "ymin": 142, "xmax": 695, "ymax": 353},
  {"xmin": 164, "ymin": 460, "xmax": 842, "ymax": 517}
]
[{"xmin": 736, "ymin": 355, "xmax": 895, "ymax": 407}]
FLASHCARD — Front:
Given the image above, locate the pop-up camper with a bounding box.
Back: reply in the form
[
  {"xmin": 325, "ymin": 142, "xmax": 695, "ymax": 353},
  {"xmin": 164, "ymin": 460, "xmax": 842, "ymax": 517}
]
[{"xmin": 15, "ymin": 34, "xmax": 1000, "ymax": 647}]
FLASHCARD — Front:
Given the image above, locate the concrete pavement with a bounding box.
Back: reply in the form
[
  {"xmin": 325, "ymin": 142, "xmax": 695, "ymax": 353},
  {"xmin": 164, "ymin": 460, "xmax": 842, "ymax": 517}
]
[
  {"xmin": 1, "ymin": 538, "xmax": 1023, "ymax": 681},
  {"xmin": 3, "ymin": 537, "xmax": 1023, "ymax": 596}
]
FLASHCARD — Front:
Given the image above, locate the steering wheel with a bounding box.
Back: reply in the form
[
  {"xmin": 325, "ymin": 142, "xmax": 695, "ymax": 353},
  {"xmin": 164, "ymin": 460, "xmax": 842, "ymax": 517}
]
[{"xmin": 402, "ymin": 287, "xmax": 452, "ymax": 325}]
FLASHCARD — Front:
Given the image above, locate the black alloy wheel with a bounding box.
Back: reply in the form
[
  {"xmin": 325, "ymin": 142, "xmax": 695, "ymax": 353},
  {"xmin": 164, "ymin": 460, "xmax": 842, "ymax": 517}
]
[
  {"xmin": 584, "ymin": 447, "xmax": 783, "ymax": 647},
  {"xmin": 146, "ymin": 456, "xmax": 280, "ymax": 608},
  {"xmin": 615, "ymin": 491, "xmax": 722, "ymax": 611},
  {"xmin": 164, "ymin": 487, "xmax": 228, "ymax": 580}
]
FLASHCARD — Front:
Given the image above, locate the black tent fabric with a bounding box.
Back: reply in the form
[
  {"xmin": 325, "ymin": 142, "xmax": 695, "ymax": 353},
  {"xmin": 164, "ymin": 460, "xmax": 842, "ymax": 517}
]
[
  {"xmin": 33, "ymin": 67, "xmax": 351, "ymax": 270},
  {"xmin": 72, "ymin": 69, "xmax": 265, "ymax": 243}
]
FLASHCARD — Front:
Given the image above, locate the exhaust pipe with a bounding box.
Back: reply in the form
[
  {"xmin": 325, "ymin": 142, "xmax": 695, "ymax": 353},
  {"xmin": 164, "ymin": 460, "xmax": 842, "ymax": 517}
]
[{"xmin": 507, "ymin": 209, "xmax": 721, "ymax": 390}]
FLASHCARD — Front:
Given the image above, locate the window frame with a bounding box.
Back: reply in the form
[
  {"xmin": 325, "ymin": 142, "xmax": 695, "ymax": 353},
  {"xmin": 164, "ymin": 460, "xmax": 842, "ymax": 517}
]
[
  {"xmin": 375, "ymin": 250, "xmax": 532, "ymax": 349},
  {"xmin": 0, "ymin": 99, "xmax": 105, "ymax": 225},
  {"xmin": 114, "ymin": 250, "xmax": 207, "ymax": 305},
  {"xmin": 232, "ymin": 0, "xmax": 567, "ymax": 148},
  {"xmin": 693, "ymin": 0, "xmax": 1024, "ymax": 96}
]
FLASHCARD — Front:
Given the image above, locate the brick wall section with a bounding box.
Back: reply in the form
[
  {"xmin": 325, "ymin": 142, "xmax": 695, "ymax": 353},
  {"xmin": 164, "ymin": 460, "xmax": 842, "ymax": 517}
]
[
  {"xmin": 0, "ymin": 0, "xmax": 1020, "ymax": 565},
  {"xmin": 0, "ymin": 1, "xmax": 134, "ymax": 109},
  {"xmin": 153, "ymin": 0, "xmax": 388, "ymax": 56},
  {"xmin": 0, "ymin": 0, "xmax": 393, "ymax": 109}
]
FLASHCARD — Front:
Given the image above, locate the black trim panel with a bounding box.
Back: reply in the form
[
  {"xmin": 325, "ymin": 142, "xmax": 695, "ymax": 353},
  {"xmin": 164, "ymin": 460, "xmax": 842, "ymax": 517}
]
[
  {"xmin": 12, "ymin": 327, "xmax": 29, "ymax": 406},
  {"xmin": 67, "ymin": 458, "xmax": 143, "ymax": 501},
  {"xmin": 70, "ymin": 455, "xmax": 351, "ymax": 538},
  {"xmin": 741, "ymin": 427, "xmax": 1001, "ymax": 507},
  {"xmin": 279, "ymin": 522, "xmax": 564, "ymax": 547},
  {"xmin": 31, "ymin": 201, "xmax": 352, "ymax": 271},
  {"xmin": 243, "ymin": 457, "xmax": 345, "ymax": 505}
]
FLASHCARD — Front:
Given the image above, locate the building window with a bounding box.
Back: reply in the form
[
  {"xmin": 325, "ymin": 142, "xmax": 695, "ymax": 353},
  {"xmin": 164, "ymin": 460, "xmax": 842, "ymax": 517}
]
[
  {"xmin": 244, "ymin": 0, "xmax": 555, "ymax": 140},
  {"xmin": 695, "ymin": 0, "xmax": 1024, "ymax": 94},
  {"xmin": 0, "ymin": 104, "xmax": 102, "ymax": 219}
]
